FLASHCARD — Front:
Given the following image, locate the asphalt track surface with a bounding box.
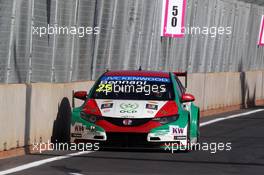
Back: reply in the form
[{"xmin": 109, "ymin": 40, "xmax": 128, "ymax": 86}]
[{"xmin": 1, "ymin": 108, "xmax": 264, "ymax": 175}]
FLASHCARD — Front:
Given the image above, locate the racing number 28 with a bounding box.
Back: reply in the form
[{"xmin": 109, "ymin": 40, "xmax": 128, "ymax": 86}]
[{"xmin": 171, "ymin": 6, "xmax": 178, "ymax": 27}]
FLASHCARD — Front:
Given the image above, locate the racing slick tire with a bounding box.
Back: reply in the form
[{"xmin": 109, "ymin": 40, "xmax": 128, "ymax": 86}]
[{"xmin": 51, "ymin": 97, "xmax": 71, "ymax": 143}]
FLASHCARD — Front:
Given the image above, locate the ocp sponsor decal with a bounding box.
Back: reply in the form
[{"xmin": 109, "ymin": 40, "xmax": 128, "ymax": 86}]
[{"xmin": 120, "ymin": 103, "xmax": 139, "ymax": 113}]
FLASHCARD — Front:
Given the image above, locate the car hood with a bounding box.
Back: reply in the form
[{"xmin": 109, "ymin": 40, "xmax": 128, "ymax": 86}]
[{"xmin": 95, "ymin": 99, "xmax": 168, "ymax": 118}]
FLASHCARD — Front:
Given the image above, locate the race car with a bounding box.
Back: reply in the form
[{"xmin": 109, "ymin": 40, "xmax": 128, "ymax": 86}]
[{"xmin": 53, "ymin": 70, "xmax": 200, "ymax": 150}]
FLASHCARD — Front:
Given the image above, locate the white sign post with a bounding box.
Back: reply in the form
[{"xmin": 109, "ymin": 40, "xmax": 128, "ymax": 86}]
[
  {"xmin": 258, "ymin": 15, "xmax": 264, "ymax": 46},
  {"xmin": 161, "ymin": 0, "xmax": 186, "ymax": 38}
]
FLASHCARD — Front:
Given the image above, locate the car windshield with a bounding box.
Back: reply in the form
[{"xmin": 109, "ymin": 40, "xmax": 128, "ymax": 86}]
[{"xmin": 92, "ymin": 75, "xmax": 175, "ymax": 100}]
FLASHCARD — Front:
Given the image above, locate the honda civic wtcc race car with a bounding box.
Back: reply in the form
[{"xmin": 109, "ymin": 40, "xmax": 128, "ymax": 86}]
[{"xmin": 54, "ymin": 70, "xmax": 200, "ymax": 150}]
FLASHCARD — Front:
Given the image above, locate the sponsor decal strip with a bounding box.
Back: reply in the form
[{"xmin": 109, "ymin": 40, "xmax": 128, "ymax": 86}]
[{"xmin": 100, "ymin": 76, "xmax": 170, "ymax": 83}]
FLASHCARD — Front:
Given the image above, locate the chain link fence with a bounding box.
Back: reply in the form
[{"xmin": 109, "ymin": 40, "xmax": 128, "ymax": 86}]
[{"xmin": 1, "ymin": 0, "xmax": 264, "ymax": 83}]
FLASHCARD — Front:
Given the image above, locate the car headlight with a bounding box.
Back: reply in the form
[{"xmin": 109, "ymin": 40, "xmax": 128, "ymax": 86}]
[
  {"xmin": 80, "ymin": 111, "xmax": 102, "ymax": 123},
  {"xmin": 152, "ymin": 115, "xmax": 179, "ymax": 125}
]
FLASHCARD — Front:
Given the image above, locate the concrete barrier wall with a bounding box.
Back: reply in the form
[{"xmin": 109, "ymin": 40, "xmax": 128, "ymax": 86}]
[
  {"xmin": 245, "ymin": 71, "xmax": 263, "ymax": 102},
  {"xmin": 29, "ymin": 82, "xmax": 94, "ymax": 144},
  {"xmin": 185, "ymin": 73, "xmax": 206, "ymax": 110},
  {"xmin": 200, "ymin": 72, "xmax": 243, "ymax": 110},
  {"xmin": 0, "ymin": 71, "xmax": 264, "ymax": 151},
  {"xmin": 0, "ymin": 84, "xmax": 26, "ymax": 151},
  {"xmin": 187, "ymin": 71, "xmax": 264, "ymax": 111}
]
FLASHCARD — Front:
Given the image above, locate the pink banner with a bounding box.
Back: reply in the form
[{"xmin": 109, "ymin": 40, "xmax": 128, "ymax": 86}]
[
  {"xmin": 258, "ymin": 16, "xmax": 264, "ymax": 46},
  {"xmin": 161, "ymin": 0, "xmax": 186, "ymax": 38}
]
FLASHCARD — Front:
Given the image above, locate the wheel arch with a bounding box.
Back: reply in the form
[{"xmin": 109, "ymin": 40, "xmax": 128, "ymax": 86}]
[{"xmin": 190, "ymin": 103, "xmax": 200, "ymax": 138}]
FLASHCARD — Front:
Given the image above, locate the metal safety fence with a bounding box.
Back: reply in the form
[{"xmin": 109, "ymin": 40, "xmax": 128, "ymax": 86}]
[{"xmin": 0, "ymin": 0, "xmax": 264, "ymax": 83}]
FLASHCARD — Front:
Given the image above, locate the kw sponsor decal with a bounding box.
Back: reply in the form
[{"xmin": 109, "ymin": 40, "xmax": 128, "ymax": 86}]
[
  {"xmin": 120, "ymin": 103, "xmax": 139, "ymax": 113},
  {"xmin": 75, "ymin": 124, "xmax": 84, "ymax": 132},
  {"xmin": 170, "ymin": 126, "xmax": 184, "ymax": 135}
]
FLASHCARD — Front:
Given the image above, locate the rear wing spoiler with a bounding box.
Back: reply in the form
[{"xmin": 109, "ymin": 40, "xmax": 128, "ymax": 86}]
[{"xmin": 173, "ymin": 71, "xmax": 188, "ymax": 88}]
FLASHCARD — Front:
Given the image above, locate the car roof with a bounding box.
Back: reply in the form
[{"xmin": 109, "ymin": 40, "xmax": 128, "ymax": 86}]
[{"xmin": 104, "ymin": 70, "xmax": 170, "ymax": 78}]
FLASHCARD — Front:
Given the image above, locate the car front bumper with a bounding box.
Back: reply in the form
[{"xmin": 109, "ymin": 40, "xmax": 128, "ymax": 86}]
[{"xmin": 70, "ymin": 119, "xmax": 188, "ymax": 147}]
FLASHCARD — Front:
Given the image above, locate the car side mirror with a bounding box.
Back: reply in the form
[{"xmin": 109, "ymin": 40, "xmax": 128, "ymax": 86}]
[
  {"xmin": 73, "ymin": 91, "xmax": 87, "ymax": 100},
  {"xmin": 181, "ymin": 93, "xmax": 195, "ymax": 102}
]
